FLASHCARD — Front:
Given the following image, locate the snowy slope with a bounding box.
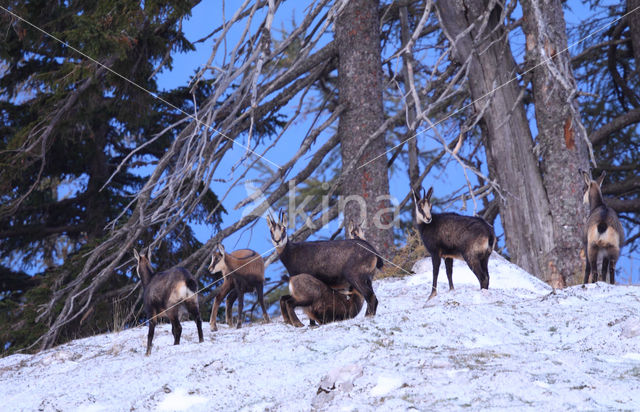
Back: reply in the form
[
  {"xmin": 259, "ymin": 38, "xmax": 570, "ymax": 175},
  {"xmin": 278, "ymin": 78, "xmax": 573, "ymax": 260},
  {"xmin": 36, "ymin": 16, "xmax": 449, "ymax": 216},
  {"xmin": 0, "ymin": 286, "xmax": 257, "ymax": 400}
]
[{"xmin": 2, "ymin": 253, "xmax": 640, "ymax": 411}]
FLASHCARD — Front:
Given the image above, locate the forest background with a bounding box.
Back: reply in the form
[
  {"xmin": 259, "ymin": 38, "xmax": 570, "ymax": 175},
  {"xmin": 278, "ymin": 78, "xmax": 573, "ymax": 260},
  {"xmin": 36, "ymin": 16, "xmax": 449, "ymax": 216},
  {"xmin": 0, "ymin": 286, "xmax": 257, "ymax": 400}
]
[{"xmin": 1, "ymin": 0, "xmax": 638, "ymax": 354}]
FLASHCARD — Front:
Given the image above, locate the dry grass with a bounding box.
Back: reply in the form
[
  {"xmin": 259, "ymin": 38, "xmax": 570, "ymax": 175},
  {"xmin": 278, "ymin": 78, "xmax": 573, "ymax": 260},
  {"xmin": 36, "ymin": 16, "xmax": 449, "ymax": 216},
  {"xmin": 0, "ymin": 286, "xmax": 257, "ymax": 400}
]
[
  {"xmin": 111, "ymin": 299, "xmax": 128, "ymax": 333},
  {"xmin": 376, "ymin": 228, "xmax": 428, "ymax": 279}
]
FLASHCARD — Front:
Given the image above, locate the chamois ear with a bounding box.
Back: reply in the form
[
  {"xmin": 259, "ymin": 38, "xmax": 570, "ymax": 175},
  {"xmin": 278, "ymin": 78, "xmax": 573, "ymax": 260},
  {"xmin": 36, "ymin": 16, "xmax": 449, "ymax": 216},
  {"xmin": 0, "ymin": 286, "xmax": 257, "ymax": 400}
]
[
  {"xmin": 218, "ymin": 243, "xmax": 226, "ymax": 255},
  {"xmin": 411, "ymin": 187, "xmax": 419, "ymax": 204},
  {"xmin": 580, "ymin": 169, "xmax": 591, "ymax": 186},
  {"xmin": 133, "ymin": 248, "xmax": 140, "ymax": 261},
  {"xmin": 347, "ymin": 220, "xmax": 354, "ymax": 236},
  {"xmin": 596, "ymin": 171, "xmax": 606, "ymax": 187},
  {"xmin": 279, "ymin": 209, "xmax": 288, "ymax": 227},
  {"xmin": 266, "ymin": 212, "xmax": 275, "ymax": 229},
  {"xmin": 426, "ymin": 187, "xmax": 434, "ymax": 201}
]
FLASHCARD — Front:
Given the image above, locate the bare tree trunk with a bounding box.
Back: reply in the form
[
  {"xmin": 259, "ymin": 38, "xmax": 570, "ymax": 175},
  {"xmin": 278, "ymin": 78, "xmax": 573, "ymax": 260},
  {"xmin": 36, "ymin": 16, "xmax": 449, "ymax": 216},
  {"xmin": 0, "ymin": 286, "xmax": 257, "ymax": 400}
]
[
  {"xmin": 336, "ymin": 0, "xmax": 394, "ymax": 252},
  {"xmin": 435, "ymin": 0, "xmax": 558, "ymax": 284},
  {"xmin": 521, "ymin": 0, "xmax": 591, "ymax": 286}
]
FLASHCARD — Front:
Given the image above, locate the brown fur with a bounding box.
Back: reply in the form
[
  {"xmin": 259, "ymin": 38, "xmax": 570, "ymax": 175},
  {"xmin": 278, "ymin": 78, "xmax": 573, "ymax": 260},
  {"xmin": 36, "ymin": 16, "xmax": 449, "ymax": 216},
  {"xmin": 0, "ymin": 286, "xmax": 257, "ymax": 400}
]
[
  {"xmin": 208, "ymin": 245, "xmax": 270, "ymax": 331},
  {"xmin": 414, "ymin": 186, "xmax": 495, "ymax": 300},
  {"xmin": 133, "ymin": 249, "xmax": 204, "ymax": 355},
  {"xmin": 581, "ymin": 170, "xmax": 625, "ymax": 284},
  {"xmin": 267, "ymin": 210, "xmax": 382, "ymax": 317},
  {"xmin": 280, "ymin": 274, "xmax": 364, "ymax": 327}
]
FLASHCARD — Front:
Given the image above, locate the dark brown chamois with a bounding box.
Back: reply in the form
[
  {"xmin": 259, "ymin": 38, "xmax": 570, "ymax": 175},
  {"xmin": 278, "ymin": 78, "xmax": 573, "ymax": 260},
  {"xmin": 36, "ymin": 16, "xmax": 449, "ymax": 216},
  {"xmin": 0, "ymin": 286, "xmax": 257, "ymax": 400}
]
[
  {"xmin": 208, "ymin": 244, "xmax": 270, "ymax": 330},
  {"xmin": 280, "ymin": 274, "xmax": 364, "ymax": 327},
  {"xmin": 581, "ymin": 170, "xmax": 624, "ymax": 284},
  {"xmin": 279, "ymin": 220, "xmax": 368, "ymax": 328},
  {"xmin": 414, "ymin": 187, "xmax": 495, "ymax": 299},
  {"xmin": 266, "ymin": 210, "xmax": 382, "ymax": 317},
  {"xmin": 133, "ymin": 249, "xmax": 204, "ymax": 355}
]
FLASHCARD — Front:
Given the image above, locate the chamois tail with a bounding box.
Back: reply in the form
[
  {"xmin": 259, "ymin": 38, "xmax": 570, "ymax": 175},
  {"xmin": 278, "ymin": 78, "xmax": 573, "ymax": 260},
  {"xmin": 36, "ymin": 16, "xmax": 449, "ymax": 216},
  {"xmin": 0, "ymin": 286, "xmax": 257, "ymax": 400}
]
[
  {"xmin": 597, "ymin": 222, "xmax": 608, "ymax": 234},
  {"xmin": 186, "ymin": 277, "xmax": 199, "ymax": 294}
]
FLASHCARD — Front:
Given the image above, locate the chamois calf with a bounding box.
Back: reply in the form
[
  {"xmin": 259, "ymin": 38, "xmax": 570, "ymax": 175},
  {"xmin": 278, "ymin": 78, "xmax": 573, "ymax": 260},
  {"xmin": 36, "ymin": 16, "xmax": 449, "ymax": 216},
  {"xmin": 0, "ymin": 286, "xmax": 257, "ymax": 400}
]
[
  {"xmin": 581, "ymin": 170, "xmax": 624, "ymax": 284},
  {"xmin": 267, "ymin": 210, "xmax": 382, "ymax": 317},
  {"xmin": 414, "ymin": 187, "xmax": 495, "ymax": 299},
  {"xmin": 280, "ymin": 274, "xmax": 364, "ymax": 327},
  {"xmin": 133, "ymin": 249, "xmax": 204, "ymax": 355},
  {"xmin": 208, "ymin": 244, "xmax": 270, "ymax": 330}
]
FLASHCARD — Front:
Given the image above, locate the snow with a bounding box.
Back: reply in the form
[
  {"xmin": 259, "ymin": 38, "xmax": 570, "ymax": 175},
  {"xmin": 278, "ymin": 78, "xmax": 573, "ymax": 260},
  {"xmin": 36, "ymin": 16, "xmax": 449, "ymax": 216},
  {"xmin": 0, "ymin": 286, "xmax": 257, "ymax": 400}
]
[{"xmin": 2, "ymin": 253, "xmax": 640, "ymax": 411}]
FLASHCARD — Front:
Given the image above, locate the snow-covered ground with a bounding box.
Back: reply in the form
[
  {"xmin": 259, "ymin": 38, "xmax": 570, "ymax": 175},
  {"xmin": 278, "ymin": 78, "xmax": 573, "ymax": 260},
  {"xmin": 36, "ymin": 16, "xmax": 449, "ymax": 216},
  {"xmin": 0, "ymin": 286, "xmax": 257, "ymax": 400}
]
[{"xmin": 2, "ymin": 254, "xmax": 640, "ymax": 411}]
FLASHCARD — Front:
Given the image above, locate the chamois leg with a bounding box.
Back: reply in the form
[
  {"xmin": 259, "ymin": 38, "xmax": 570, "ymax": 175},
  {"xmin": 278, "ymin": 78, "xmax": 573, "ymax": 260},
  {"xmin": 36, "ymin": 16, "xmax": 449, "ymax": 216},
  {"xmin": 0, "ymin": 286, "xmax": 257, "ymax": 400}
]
[
  {"xmin": 210, "ymin": 280, "xmax": 232, "ymax": 331},
  {"xmin": 347, "ymin": 273, "xmax": 377, "ymax": 316},
  {"xmin": 480, "ymin": 254, "xmax": 490, "ymax": 289},
  {"xmin": 444, "ymin": 258, "xmax": 454, "ymax": 291},
  {"xmin": 235, "ymin": 291, "xmax": 244, "ymax": 329},
  {"xmin": 283, "ymin": 297, "xmax": 305, "ymax": 328},
  {"xmin": 280, "ymin": 296, "xmax": 293, "ymax": 325},
  {"xmin": 186, "ymin": 298, "xmax": 204, "ymax": 343},
  {"xmin": 225, "ymin": 289, "xmax": 238, "ymax": 326},
  {"xmin": 146, "ymin": 318, "xmax": 156, "ymax": 356},
  {"xmin": 583, "ymin": 248, "xmax": 591, "ymax": 285},
  {"xmin": 601, "ymin": 257, "xmax": 610, "ymax": 284},
  {"xmin": 429, "ymin": 255, "xmax": 441, "ymax": 300},
  {"xmin": 608, "ymin": 248, "xmax": 619, "ymax": 284},
  {"xmin": 609, "ymin": 258, "xmax": 617, "ymax": 285},
  {"xmin": 169, "ymin": 309, "xmax": 182, "ymax": 345},
  {"xmin": 256, "ymin": 283, "xmax": 271, "ymax": 324},
  {"xmin": 465, "ymin": 254, "xmax": 486, "ymax": 290},
  {"xmin": 587, "ymin": 246, "xmax": 599, "ymax": 284}
]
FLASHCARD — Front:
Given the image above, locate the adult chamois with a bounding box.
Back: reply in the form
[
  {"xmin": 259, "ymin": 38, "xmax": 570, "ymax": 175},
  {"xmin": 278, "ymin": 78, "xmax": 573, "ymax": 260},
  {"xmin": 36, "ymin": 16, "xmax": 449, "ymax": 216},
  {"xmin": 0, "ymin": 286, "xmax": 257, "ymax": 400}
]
[
  {"xmin": 414, "ymin": 186, "xmax": 495, "ymax": 299},
  {"xmin": 133, "ymin": 249, "xmax": 204, "ymax": 355},
  {"xmin": 208, "ymin": 244, "xmax": 270, "ymax": 330},
  {"xmin": 267, "ymin": 210, "xmax": 382, "ymax": 318},
  {"xmin": 581, "ymin": 170, "xmax": 624, "ymax": 284},
  {"xmin": 279, "ymin": 220, "xmax": 368, "ymax": 327}
]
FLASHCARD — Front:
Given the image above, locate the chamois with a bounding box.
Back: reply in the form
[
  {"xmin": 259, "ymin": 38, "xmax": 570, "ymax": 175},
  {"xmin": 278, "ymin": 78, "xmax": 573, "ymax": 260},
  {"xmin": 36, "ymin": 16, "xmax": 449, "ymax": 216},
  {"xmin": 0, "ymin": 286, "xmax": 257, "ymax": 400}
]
[
  {"xmin": 266, "ymin": 210, "xmax": 382, "ymax": 317},
  {"xmin": 279, "ymin": 220, "xmax": 368, "ymax": 328},
  {"xmin": 208, "ymin": 244, "xmax": 270, "ymax": 330},
  {"xmin": 414, "ymin": 186, "xmax": 495, "ymax": 299},
  {"xmin": 581, "ymin": 170, "xmax": 624, "ymax": 284},
  {"xmin": 280, "ymin": 274, "xmax": 364, "ymax": 327},
  {"xmin": 346, "ymin": 220, "xmax": 365, "ymax": 240},
  {"xmin": 133, "ymin": 249, "xmax": 204, "ymax": 355}
]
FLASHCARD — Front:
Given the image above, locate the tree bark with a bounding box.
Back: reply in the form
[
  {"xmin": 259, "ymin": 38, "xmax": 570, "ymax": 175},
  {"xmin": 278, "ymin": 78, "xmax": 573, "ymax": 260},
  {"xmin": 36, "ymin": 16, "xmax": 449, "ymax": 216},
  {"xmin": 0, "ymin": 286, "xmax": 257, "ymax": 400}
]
[
  {"xmin": 520, "ymin": 0, "xmax": 591, "ymax": 286},
  {"xmin": 435, "ymin": 0, "xmax": 558, "ymax": 284},
  {"xmin": 336, "ymin": 0, "xmax": 394, "ymax": 253}
]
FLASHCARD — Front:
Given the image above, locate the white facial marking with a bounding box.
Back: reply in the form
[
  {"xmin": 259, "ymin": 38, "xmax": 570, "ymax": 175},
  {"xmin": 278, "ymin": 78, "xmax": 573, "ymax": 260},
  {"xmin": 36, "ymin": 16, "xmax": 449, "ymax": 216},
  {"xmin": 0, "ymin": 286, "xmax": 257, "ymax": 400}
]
[
  {"xmin": 270, "ymin": 224, "xmax": 288, "ymax": 247},
  {"xmin": 213, "ymin": 259, "xmax": 227, "ymax": 275}
]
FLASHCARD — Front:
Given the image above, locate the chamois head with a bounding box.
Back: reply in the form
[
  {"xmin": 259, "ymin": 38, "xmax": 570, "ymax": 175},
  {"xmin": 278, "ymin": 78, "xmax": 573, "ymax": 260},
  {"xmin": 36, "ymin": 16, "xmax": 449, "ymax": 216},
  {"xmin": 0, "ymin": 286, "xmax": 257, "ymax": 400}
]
[
  {"xmin": 266, "ymin": 209, "xmax": 288, "ymax": 248},
  {"xmin": 133, "ymin": 248, "xmax": 153, "ymax": 285},
  {"xmin": 413, "ymin": 186, "xmax": 434, "ymax": 224},
  {"xmin": 580, "ymin": 169, "xmax": 606, "ymax": 206},
  {"xmin": 347, "ymin": 220, "xmax": 365, "ymax": 240},
  {"xmin": 209, "ymin": 243, "xmax": 227, "ymax": 275}
]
